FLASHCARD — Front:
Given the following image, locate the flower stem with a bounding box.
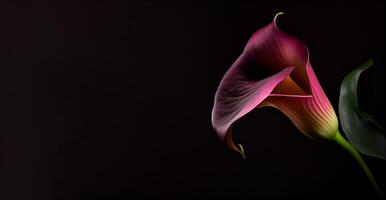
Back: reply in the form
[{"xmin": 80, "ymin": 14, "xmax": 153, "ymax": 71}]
[{"xmin": 333, "ymin": 130, "xmax": 383, "ymax": 199}]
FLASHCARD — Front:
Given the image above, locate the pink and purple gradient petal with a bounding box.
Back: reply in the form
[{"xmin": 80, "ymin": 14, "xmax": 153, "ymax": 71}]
[
  {"xmin": 212, "ymin": 13, "xmax": 338, "ymax": 152},
  {"xmin": 212, "ymin": 64, "xmax": 295, "ymax": 138}
]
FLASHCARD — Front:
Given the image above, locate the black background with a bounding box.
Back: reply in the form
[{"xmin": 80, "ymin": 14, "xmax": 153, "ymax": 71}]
[{"xmin": 0, "ymin": 1, "xmax": 385, "ymax": 199}]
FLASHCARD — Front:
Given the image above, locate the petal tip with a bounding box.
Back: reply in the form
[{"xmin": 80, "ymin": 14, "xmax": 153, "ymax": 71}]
[
  {"xmin": 274, "ymin": 12, "xmax": 284, "ymax": 27},
  {"xmin": 238, "ymin": 144, "xmax": 246, "ymax": 159}
]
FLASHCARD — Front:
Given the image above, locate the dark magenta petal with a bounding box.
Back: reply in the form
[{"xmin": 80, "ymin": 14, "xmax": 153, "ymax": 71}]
[{"xmin": 244, "ymin": 13, "xmax": 310, "ymax": 94}]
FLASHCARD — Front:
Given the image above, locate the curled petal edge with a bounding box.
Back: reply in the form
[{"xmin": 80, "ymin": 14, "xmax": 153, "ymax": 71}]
[{"xmin": 213, "ymin": 67, "xmax": 296, "ymax": 153}]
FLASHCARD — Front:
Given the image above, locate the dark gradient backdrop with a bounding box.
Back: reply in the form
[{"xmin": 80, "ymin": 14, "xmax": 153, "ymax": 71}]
[{"xmin": 0, "ymin": 1, "xmax": 385, "ymax": 199}]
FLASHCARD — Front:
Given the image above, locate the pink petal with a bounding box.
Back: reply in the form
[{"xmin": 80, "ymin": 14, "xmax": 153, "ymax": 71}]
[
  {"xmin": 261, "ymin": 94, "xmax": 338, "ymax": 140},
  {"xmin": 260, "ymin": 62, "xmax": 338, "ymax": 140},
  {"xmin": 212, "ymin": 13, "xmax": 338, "ymax": 152},
  {"xmin": 212, "ymin": 64, "xmax": 295, "ymax": 140},
  {"xmin": 212, "ymin": 64, "xmax": 297, "ymax": 153},
  {"xmin": 212, "ymin": 66, "xmax": 296, "ymax": 152}
]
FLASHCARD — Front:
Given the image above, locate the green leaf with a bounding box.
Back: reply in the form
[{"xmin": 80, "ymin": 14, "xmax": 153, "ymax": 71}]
[{"xmin": 339, "ymin": 59, "xmax": 386, "ymax": 160}]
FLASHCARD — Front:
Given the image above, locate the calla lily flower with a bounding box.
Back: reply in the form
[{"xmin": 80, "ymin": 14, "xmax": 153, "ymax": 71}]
[
  {"xmin": 211, "ymin": 12, "xmax": 383, "ymax": 198},
  {"xmin": 211, "ymin": 12, "xmax": 338, "ymax": 153}
]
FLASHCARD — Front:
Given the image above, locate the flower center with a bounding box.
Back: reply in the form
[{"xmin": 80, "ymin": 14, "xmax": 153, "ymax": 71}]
[{"xmin": 271, "ymin": 76, "xmax": 309, "ymax": 96}]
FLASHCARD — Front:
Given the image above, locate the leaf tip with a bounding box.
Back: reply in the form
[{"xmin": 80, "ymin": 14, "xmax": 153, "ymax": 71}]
[{"xmin": 360, "ymin": 58, "xmax": 374, "ymax": 71}]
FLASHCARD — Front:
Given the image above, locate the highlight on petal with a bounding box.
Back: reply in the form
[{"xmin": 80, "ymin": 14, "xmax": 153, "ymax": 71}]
[{"xmin": 339, "ymin": 59, "xmax": 386, "ymax": 159}]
